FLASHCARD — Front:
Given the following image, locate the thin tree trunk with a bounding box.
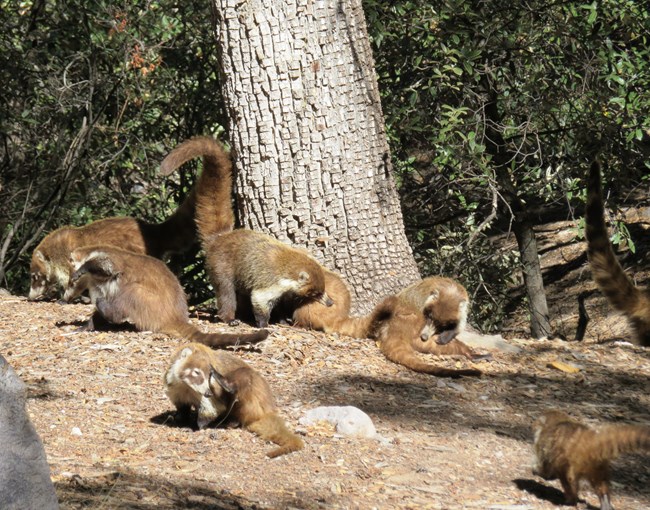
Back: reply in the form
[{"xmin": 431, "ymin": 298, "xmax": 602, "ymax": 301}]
[{"xmin": 212, "ymin": 0, "xmax": 420, "ymax": 312}]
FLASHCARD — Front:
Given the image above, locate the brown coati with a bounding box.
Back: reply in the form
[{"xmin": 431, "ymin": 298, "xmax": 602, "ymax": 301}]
[
  {"xmin": 164, "ymin": 342, "xmax": 304, "ymax": 458},
  {"xmin": 63, "ymin": 246, "xmax": 268, "ymax": 349},
  {"xmin": 532, "ymin": 410, "xmax": 650, "ymax": 510},
  {"xmin": 396, "ymin": 276, "xmax": 469, "ymax": 345},
  {"xmin": 28, "ymin": 137, "xmax": 234, "ymax": 301},
  {"xmin": 366, "ymin": 294, "xmax": 482, "ymax": 378},
  {"xmin": 585, "ymin": 160, "xmax": 650, "ymax": 346},
  {"xmin": 163, "ymin": 136, "xmax": 333, "ymax": 328}
]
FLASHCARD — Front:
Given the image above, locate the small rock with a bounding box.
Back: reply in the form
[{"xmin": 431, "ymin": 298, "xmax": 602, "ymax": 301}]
[
  {"xmin": 300, "ymin": 406, "xmax": 377, "ymax": 438},
  {"xmin": 71, "ymin": 427, "xmax": 82, "ymax": 436}
]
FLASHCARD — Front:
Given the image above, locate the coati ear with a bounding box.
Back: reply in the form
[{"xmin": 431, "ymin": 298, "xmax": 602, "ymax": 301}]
[
  {"xmin": 424, "ymin": 290, "xmax": 440, "ymax": 306},
  {"xmin": 35, "ymin": 250, "xmax": 47, "ymax": 263},
  {"xmin": 298, "ymin": 270, "xmax": 311, "ymax": 282},
  {"xmin": 178, "ymin": 347, "xmax": 194, "ymax": 360}
]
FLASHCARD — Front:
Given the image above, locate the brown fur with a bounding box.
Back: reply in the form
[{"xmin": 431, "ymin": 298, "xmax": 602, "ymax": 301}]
[
  {"xmin": 368, "ymin": 295, "xmax": 481, "ymax": 378},
  {"xmin": 202, "ymin": 229, "xmax": 332, "ymax": 328},
  {"xmin": 532, "ymin": 410, "xmax": 650, "ymax": 510},
  {"xmin": 585, "ymin": 160, "xmax": 650, "ymax": 345},
  {"xmin": 27, "ymin": 139, "xmax": 229, "ymax": 301},
  {"xmin": 164, "ymin": 343, "xmax": 304, "ymax": 458},
  {"xmin": 290, "ymin": 269, "xmax": 376, "ymax": 335},
  {"xmin": 64, "ymin": 246, "xmax": 268, "ymax": 349},
  {"xmin": 159, "ymin": 135, "xmax": 235, "ymax": 245}
]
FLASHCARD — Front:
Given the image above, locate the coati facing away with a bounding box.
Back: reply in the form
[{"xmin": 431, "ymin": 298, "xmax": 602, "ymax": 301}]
[
  {"xmin": 63, "ymin": 246, "xmax": 268, "ymax": 349},
  {"xmin": 162, "ymin": 135, "xmax": 333, "ymax": 328},
  {"xmin": 367, "ymin": 292, "xmax": 481, "ymax": 378},
  {"xmin": 164, "ymin": 342, "xmax": 304, "ymax": 458},
  {"xmin": 585, "ymin": 160, "xmax": 650, "ymax": 346},
  {"xmin": 532, "ymin": 410, "xmax": 650, "ymax": 510}
]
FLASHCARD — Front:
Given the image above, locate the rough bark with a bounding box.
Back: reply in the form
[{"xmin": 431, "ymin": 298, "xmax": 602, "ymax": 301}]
[
  {"xmin": 211, "ymin": 0, "xmax": 420, "ymax": 312},
  {"xmin": 0, "ymin": 355, "xmax": 59, "ymax": 510}
]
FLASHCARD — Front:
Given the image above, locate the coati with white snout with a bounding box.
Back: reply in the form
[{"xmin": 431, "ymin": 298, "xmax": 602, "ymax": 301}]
[
  {"xmin": 64, "ymin": 245, "xmax": 268, "ymax": 348},
  {"xmin": 161, "ymin": 137, "xmax": 334, "ymax": 328},
  {"xmin": 532, "ymin": 410, "xmax": 650, "ymax": 510},
  {"xmin": 28, "ymin": 136, "xmax": 231, "ymax": 301},
  {"xmin": 164, "ymin": 342, "xmax": 304, "ymax": 458},
  {"xmin": 585, "ymin": 160, "xmax": 650, "ymax": 346},
  {"xmin": 366, "ymin": 288, "xmax": 481, "ymax": 378}
]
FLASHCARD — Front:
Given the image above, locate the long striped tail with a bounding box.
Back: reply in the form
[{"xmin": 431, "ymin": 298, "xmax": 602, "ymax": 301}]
[
  {"xmin": 168, "ymin": 322, "xmax": 269, "ymax": 349},
  {"xmin": 247, "ymin": 413, "xmax": 305, "ymax": 458}
]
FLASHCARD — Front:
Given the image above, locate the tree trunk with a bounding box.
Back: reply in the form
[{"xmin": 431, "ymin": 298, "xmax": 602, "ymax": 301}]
[
  {"xmin": 513, "ymin": 217, "xmax": 552, "ymax": 338},
  {"xmin": 211, "ymin": 0, "xmax": 420, "ymax": 312}
]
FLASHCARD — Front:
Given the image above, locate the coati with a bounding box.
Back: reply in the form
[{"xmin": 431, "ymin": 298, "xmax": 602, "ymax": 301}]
[
  {"xmin": 63, "ymin": 246, "xmax": 268, "ymax": 349},
  {"xmin": 532, "ymin": 410, "xmax": 650, "ymax": 510},
  {"xmin": 164, "ymin": 342, "xmax": 304, "ymax": 458},
  {"xmin": 28, "ymin": 140, "xmax": 230, "ymax": 301},
  {"xmin": 161, "ymin": 136, "xmax": 333, "ymax": 328},
  {"xmin": 367, "ymin": 293, "xmax": 481, "ymax": 378},
  {"xmin": 585, "ymin": 160, "xmax": 650, "ymax": 346}
]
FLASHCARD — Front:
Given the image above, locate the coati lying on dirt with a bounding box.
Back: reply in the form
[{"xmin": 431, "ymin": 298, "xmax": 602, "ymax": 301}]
[
  {"xmin": 164, "ymin": 342, "xmax": 304, "ymax": 458},
  {"xmin": 63, "ymin": 245, "xmax": 268, "ymax": 349},
  {"xmin": 532, "ymin": 410, "xmax": 650, "ymax": 510},
  {"xmin": 29, "ymin": 136, "xmax": 229, "ymax": 301},
  {"xmin": 161, "ymin": 136, "xmax": 333, "ymax": 328},
  {"xmin": 585, "ymin": 160, "xmax": 650, "ymax": 346}
]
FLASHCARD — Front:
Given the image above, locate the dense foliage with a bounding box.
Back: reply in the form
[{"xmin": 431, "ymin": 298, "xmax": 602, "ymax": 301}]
[
  {"xmin": 365, "ymin": 0, "xmax": 650, "ymax": 330},
  {"xmin": 1, "ymin": 0, "xmax": 648, "ymax": 331},
  {"xmin": 0, "ymin": 0, "xmax": 224, "ymax": 299}
]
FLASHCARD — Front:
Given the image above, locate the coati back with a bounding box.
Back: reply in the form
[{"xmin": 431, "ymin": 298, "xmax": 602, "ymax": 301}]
[
  {"xmin": 368, "ymin": 294, "xmax": 481, "ymax": 378},
  {"xmin": 585, "ymin": 160, "xmax": 650, "ymax": 346},
  {"xmin": 64, "ymin": 246, "xmax": 268, "ymax": 349},
  {"xmin": 164, "ymin": 343, "xmax": 304, "ymax": 458},
  {"xmin": 532, "ymin": 410, "xmax": 650, "ymax": 510}
]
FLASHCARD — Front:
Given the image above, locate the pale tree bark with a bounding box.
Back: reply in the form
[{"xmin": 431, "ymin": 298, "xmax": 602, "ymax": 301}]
[{"xmin": 211, "ymin": 0, "xmax": 420, "ymax": 312}]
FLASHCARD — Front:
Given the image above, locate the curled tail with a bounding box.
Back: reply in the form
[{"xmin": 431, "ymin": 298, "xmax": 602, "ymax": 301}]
[
  {"xmin": 593, "ymin": 425, "xmax": 650, "ymax": 462},
  {"xmin": 585, "ymin": 160, "xmax": 641, "ymax": 314},
  {"xmin": 380, "ymin": 340, "xmax": 482, "ymax": 378},
  {"xmin": 247, "ymin": 413, "xmax": 305, "ymax": 458},
  {"xmin": 168, "ymin": 322, "xmax": 269, "ymax": 349},
  {"xmin": 160, "ymin": 136, "xmax": 235, "ymax": 245}
]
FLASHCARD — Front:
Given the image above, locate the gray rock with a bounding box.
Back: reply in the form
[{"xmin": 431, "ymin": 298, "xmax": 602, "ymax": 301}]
[
  {"xmin": 0, "ymin": 355, "xmax": 59, "ymax": 510},
  {"xmin": 300, "ymin": 406, "xmax": 377, "ymax": 438},
  {"xmin": 458, "ymin": 331, "xmax": 522, "ymax": 353}
]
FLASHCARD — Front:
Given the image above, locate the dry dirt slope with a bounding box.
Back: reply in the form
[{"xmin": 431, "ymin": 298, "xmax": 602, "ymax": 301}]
[{"xmin": 0, "ymin": 286, "xmax": 649, "ymax": 510}]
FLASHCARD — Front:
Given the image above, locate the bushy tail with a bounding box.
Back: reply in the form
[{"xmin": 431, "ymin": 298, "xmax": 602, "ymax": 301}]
[
  {"xmin": 380, "ymin": 340, "xmax": 482, "ymax": 378},
  {"xmin": 247, "ymin": 413, "xmax": 305, "ymax": 458},
  {"xmin": 168, "ymin": 322, "xmax": 269, "ymax": 349},
  {"xmin": 160, "ymin": 136, "xmax": 235, "ymax": 245},
  {"xmin": 585, "ymin": 160, "xmax": 641, "ymax": 313},
  {"xmin": 593, "ymin": 425, "xmax": 650, "ymax": 462}
]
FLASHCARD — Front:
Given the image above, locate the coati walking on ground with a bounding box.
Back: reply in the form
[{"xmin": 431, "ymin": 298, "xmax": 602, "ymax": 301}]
[
  {"xmin": 63, "ymin": 246, "xmax": 268, "ymax": 348},
  {"xmin": 585, "ymin": 160, "xmax": 650, "ymax": 346},
  {"xmin": 162, "ymin": 135, "xmax": 333, "ymax": 328},
  {"xmin": 532, "ymin": 410, "xmax": 650, "ymax": 510},
  {"xmin": 29, "ymin": 137, "xmax": 223, "ymax": 300},
  {"xmin": 164, "ymin": 342, "xmax": 304, "ymax": 458}
]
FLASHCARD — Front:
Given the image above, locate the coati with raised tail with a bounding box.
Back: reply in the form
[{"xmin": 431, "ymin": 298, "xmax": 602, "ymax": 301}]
[
  {"xmin": 532, "ymin": 410, "xmax": 650, "ymax": 510},
  {"xmin": 585, "ymin": 160, "xmax": 650, "ymax": 346},
  {"xmin": 163, "ymin": 136, "xmax": 333, "ymax": 328},
  {"xmin": 367, "ymin": 292, "xmax": 481, "ymax": 378},
  {"xmin": 164, "ymin": 342, "xmax": 304, "ymax": 458},
  {"xmin": 28, "ymin": 136, "xmax": 233, "ymax": 301},
  {"xmin": 63, "ymin": 246, "xmax": 268, "ymax": 349}
]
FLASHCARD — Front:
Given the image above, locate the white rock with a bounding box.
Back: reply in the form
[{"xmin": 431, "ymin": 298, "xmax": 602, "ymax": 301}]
[{"xmin": 300, "ymin": 406, "xmax": 377, "ymax": 438}]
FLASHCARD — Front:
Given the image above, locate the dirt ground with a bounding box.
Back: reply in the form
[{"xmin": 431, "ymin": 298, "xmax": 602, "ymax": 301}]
[{"xmin": 1, "ymin": 218, "xmax": 650, "ymax": 510}]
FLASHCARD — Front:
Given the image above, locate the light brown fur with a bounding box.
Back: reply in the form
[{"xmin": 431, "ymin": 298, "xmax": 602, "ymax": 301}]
[
  {"xmin": 368, "ymin": 294, "xmax": 481, "ymax": 378},
  {"xmin": 64, "ymin": 246, "xmax": 268, "ymax": 349},
  {"xmin": 532, "ymin": 410, "xmax": 650, "ymax": 510},
  {"xmin": 27, "ymin": 139, "xmax": 227, "ymax": 301},
  {"xmin": 164, "ymin": 343, "xmax": 304, "ymax": 458},
  {"xmin": 585, "ymin": 160, "xmax": 650, "ymax": 345}
]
